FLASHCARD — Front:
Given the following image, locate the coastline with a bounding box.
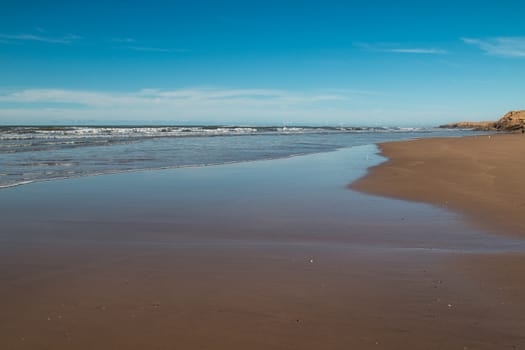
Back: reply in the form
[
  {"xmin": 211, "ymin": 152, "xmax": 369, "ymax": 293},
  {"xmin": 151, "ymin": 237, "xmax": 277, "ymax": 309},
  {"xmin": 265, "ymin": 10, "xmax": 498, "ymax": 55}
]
[
  {"xmin": 350, "ymin": 133, "xmax": 525, "ymax": 237},
  {"xmin": 0, "ymin": 127, "xmax": 480, "ymax": 190}
]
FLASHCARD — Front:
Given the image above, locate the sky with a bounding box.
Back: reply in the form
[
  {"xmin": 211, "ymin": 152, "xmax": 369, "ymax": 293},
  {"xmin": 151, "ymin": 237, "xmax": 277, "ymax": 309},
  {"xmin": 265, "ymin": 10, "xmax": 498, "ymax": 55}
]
[{"xmin": 0, "ymin": 0, "xmax": 524, "ymax": 126}]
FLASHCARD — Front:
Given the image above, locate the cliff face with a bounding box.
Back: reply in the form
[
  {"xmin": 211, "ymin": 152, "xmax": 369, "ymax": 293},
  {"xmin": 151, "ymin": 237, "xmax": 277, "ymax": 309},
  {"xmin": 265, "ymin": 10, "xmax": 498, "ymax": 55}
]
[
  {"xmin": 441, "ymin": 110, "xmax": 525, "ymax": 131},
  {"xmin": 495, "ymin": 110, "xmax": 525, "ymax": 131}
]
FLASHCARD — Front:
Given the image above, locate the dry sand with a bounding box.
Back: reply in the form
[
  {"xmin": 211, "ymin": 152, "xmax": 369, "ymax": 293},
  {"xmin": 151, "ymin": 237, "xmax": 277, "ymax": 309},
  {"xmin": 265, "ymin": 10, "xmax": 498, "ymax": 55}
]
[{"xmin": 351, "ymin": 134, "xmax": 525, "ymax": 236}]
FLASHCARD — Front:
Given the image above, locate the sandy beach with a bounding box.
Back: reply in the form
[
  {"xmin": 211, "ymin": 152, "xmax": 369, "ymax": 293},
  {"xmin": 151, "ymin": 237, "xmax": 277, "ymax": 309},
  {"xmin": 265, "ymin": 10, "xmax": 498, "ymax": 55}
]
[
  {"xmin": 3, "ymin": 1, "xmax": 524, "ymax": 349},
  {"xmin": 351, "ymin": 133, "xmax": 525, "ymax": 349},
  {"xmin": 1, "ymin": 144, "xmax": 524, "ymax": 349},
  {"xmin": 350, "ymin": 134, "xmax": 525, "ymax": 236}
]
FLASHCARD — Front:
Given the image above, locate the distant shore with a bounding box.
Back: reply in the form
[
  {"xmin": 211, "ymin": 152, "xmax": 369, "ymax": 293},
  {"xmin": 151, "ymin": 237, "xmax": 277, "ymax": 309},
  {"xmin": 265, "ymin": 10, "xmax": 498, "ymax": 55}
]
[
  {"xmin": 350, "ymin": 133, "xmax": 525, "ymax": 236},
  {"xmin": 440, "ymin": 110, "xmax": 525, "ymax": 131}
]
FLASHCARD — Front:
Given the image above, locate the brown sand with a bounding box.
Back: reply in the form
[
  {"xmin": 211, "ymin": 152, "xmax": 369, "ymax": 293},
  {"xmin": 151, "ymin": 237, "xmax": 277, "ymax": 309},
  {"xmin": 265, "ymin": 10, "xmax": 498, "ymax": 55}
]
[
  {"xmin": 1, "ymin": 143, "xmax": 525, "ymax": 349},
  {"xmin": 1, "ymin": 239, "xmax": 524, "ymax": 350},
  {"xmin": 351, "ymin": 134, "xmax": 525, "ymax": 236},
  {"xmin": 350, "ymin": 133, "xmax": 525, "ymax": 349}
]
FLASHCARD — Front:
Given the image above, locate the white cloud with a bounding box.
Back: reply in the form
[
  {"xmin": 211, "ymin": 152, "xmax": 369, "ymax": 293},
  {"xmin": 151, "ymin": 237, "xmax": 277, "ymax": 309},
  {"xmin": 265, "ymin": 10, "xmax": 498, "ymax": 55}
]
[
  {"xmin": 0, "ymin": 88, "xmax": 357, "ymax": 124},
  {"xmin": 462, "ymin": 37, "xmax": 525, "ymax": 57},
  {"xmin": 111, "ymin": 37, "xmax": 136, "ymax": 43},
  {"xmin": 385, "ymin": 48, "xmax": 447, "ymax": 54},
  {"xmin": 109, "ymin": 38, "xmax": 189, "ymax": 53},
  {"xmin": 357, "ymin": 43, "xmax": 447, "ymax": 55},
  {"xmin": 124, "ymin": 46, "xmax": 189, "ymax": 53},
  {"xmin": 0, "ymin": 33, "xmax": 81, "ymax": 44},
  {"xmin": 2, "ymin": 88, "xmax": 466, "ymax": 126}
]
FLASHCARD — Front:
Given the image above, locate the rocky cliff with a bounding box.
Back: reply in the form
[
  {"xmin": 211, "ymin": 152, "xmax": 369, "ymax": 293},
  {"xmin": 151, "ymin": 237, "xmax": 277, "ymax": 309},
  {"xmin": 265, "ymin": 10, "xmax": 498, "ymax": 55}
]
[
  {"xmin": 495, "ymin": 110, "xmax": 525, "ymax": 131},
  {"xmin": 441, "ymin": 110, "xmax": 525, "ymax": 131}
]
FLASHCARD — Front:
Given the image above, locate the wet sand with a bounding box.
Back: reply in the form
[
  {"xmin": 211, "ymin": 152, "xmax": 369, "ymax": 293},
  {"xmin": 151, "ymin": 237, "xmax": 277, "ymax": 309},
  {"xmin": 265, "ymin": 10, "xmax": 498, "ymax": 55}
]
[{"xmin": 1, "ymin": 146, "xmax": 524, "ymax": 349}]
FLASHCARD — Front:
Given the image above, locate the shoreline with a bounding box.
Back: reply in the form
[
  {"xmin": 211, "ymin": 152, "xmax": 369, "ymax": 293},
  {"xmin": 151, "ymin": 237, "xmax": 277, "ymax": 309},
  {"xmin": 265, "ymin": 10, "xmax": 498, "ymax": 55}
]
[
  {"xmin": 0, "ymin": 151, "xmax": 315, "ymax": 191},
  {"xmin": 348, "ymin": 133, "xmax": 525, "ymax": 348},
  {"xmin": 0, "ymin": 128, "xmax": 482, "ymax": 191},
  {"xmin": 350, "ymin": 133, "xmax": 525, "ymax": 237}
]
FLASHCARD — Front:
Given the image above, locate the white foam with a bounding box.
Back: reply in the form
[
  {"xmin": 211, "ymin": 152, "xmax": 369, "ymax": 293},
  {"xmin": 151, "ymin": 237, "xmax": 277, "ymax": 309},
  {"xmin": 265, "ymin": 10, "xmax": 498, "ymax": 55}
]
[{"xmin": 0, "ymin": 180, "xmax": 35, "ymax": 189}]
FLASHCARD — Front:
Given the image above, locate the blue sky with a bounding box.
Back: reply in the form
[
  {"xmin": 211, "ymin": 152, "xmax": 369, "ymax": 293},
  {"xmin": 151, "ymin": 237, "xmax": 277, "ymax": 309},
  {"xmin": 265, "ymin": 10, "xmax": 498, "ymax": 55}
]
[{"xmin": 0, "ymin": 0, "xmax": 524, "ymax": 126}]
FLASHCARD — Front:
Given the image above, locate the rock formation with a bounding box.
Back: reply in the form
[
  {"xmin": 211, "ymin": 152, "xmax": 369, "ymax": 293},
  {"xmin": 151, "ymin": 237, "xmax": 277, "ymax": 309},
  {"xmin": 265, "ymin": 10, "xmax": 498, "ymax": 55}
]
[
  {"xmin": 440, "ymin": 110, "xmax": 525, "ymax": 131},
  {"xmin": 440, "ymin": 121, "xmax": 497, "ymax": 130},
  {"xmin": 495, "ymin": 110, "xmax": 525, "ymax": 131}
]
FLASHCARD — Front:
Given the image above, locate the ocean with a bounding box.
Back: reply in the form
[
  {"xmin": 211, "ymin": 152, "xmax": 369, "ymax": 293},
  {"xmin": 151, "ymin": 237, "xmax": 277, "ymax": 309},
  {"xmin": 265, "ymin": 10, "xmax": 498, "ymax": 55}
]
[{"xmin": 0, "ymin": 125, "xmax": 479, "ymax": 189}]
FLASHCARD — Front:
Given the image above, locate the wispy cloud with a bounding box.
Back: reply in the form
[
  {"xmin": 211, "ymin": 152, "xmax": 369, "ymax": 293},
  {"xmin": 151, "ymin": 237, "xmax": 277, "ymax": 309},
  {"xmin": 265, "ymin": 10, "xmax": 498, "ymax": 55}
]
[
  {"xmin": 0, "ymin": 88, "xmax": 357, "ymax": 123},
  {"xmin": 124, "ymin": 46, "xmax": 190, "ymax": 53},
  {"xmin": 385, "ymin": 48, "xmax": 447, "ymax": 54},
  {"xmin": 110, "ymin": 37, "xmax": 188, "ymax": 53},
  {"xmin": 357, "ymin": 43, "xmax": 447, "ymax": 55},
  {"xmin": 111, "ymin": 37, "xmax": 136, "ymax": 43},
  {"xmin": 0, "ymin": 33, "xmax": 80, "ymax": 44},
  {"xmin": 0, "ymin": 32, "xmax": 186, "ymax": 53},
  {"xmin": 462, "ymin": 37, "xmax": 525, "ymax": 57},
  {"xmin": 0, "ymin": 88, "xmax": 348, "ymax": 106}
]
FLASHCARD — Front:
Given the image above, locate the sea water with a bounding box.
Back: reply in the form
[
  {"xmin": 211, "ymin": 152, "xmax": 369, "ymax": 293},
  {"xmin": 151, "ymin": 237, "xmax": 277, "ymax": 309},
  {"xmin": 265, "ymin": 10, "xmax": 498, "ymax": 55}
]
[{"xmin": 0, "ymin": 125, "xmax": 481, "ymax": 189}]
